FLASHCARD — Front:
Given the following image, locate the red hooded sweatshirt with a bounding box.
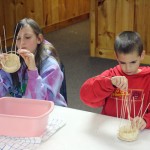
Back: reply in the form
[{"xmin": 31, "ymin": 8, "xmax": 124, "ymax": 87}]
[{"xmin": 80, "ymin": 65, "xmax": 150, "ymax": 129}]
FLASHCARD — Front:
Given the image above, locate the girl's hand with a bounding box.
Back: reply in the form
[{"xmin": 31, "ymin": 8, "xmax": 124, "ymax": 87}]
[
  {"xmin": 111, "ymin": 76, "xmax": 128, "ymax": 91},
  {"xmin": 131, "ymin": 116, "xmax": 146, "ymax": 130},
  {"xmin": 0, "ymin": 54, "xmax": 3, "ymax": 69},
  {"xmin": 17, "ymin": 49, "xmax": 37, "ymax": 70},
  {"xmin": 0, "ymin": 53, "xmax": 8, "ymax": 69}
]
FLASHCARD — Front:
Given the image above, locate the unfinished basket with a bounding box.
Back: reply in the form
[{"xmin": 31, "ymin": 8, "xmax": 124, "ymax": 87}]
[
  {"xmin": 1, "ymin": 52, "xmax": 21, "ymax": 73},
  {"xmin": 118, "ymin": 124, "xmax": 139, "ymax": 142}
]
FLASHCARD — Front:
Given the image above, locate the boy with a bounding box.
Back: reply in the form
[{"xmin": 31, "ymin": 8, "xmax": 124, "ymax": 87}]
[{"xmin": 80, "ymin": 31, "xmax": 150, "ymax": 130}]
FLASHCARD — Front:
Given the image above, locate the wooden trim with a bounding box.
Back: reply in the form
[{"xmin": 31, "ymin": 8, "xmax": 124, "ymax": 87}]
[{"xmin": 43, "ymin": 13, "xmax": 89, "ymax": 33}]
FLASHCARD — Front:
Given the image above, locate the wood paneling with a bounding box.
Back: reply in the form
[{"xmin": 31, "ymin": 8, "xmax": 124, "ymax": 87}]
[
  {"xmin": 43, "ymin": 0, "xmax": 59, "ymax": 25},
  {"xmin": 90, "ymin": 0, "xmax": 150, "ymax": 64},
  {"xmin": 15, "ymin": 0, "xmax": 26, "ymax": 22},
  {"xmin": 0, "ymin": 0, "xmax": 4, "ymax": 36},
  {"xmin": 3, "ymin": 0, "xmax": 16, "ymax": 39},
  {"xmin": 25, "ymin": 0, "xmax": 44, "ymax": 27},
  {"xmin": 0, "ymin": 0, "xmax": 90, "ymax": 46}
]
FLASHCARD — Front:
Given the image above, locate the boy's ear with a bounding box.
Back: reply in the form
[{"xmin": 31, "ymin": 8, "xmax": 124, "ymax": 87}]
[
  {"xmin": 141, "ymin": 50, "xmax": 145, "ymax": 60},
  {"xmin": 37, "ymin": 34, "xmax": 44, "ymax": 44}
]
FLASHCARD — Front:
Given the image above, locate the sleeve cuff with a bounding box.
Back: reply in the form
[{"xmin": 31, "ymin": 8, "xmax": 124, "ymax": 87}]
[{"xmin": 27, "ymin": 69, "xmax": 39, "ymax": 79}]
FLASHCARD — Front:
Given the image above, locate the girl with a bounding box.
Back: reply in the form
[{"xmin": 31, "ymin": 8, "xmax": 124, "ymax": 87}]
[{"xmin": 0, "ymin": 18, "xmax": 67, "ymax": 107}]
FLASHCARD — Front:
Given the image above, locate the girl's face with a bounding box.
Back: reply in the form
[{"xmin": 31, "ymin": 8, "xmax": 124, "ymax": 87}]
[
  {"xmin": 16, "ymin": 25, "xmax": 41, "ymax": 53},
  {"xmin": 116, "ymin": 51, "xmax": 145, "ymax": 75}
]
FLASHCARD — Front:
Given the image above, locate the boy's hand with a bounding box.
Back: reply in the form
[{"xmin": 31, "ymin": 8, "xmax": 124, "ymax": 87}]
[
  {"xmin": 111, "ymin": 76, "xmax": 128, "ymax": 91},
  {"xmin": 131, "ymin": 116, "xmax": 146, "ymax": 130}
]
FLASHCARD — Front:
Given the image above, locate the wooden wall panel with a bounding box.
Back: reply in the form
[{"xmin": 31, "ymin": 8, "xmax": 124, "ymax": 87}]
[
  {"xmin": 59, "ymin": 0, "xmax": 67, "ymax": 21},
  {"xmin": 79, "ymin": 0, "xmax": 90, "ymax": 14},
  {"xmin": 15, "ymin": 0, "xmax": 26, "ymax": 22},
  {"xmin": 115, "ymin": 0, "xmax": 134, "ymax": 34},
  {"xmin": 65, "ymin": 0, "xmax": 78, "ymax": 18},
  {"xmin": 97, "ymin": 0, "xmax": 116, "ymax": 52},
  {"xmin": 24, "ymin": 0, "xmax": 44, "ymax": 27},
  {"xmin": 3, "ymin": 0, "xmax": 16, "ymax": 39},
  {"xmin": 134, "ymin": 0, "xmax": 150, "ymax": 55},
  {"xmin": 145, "ymin": 3, "xmax": 150, "ymax": 55},
  {"xmin": 43, "ymin": 0, "xmax": 59, "ymax": 25},
  {"xmin": 51, "ymin": 0, "xmax": 59, "ymax": 24},
  {"xmin": 0, "ymin": 0, "xmax": 4, "ymax": 36},
  {"xmin": 0, "ymin": 0, "xmax": 90, "ymax": 46},
  {"xmin": 58, "ymin": 0, "xmax": 88, "ymax": 22},
  {"xmin": 16, "ymin": 0, "xmax": 42, "ymax": 23},
  {"xmin": 90, "ymin": 0, "xmax": 150, "ymax": 64}
]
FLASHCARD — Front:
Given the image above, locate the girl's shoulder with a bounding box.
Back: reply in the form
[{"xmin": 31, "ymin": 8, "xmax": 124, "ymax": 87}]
[
  {"xmin": 42, "ymin": 54, "xmax": 59, "ymax": 68},
  {"xmin": 43, "ymin": 40, "xmax": 55, "ymax": 50},
  {"xmin": 40, "ymin": 53, "xmax": 61, "ymax": 74}
]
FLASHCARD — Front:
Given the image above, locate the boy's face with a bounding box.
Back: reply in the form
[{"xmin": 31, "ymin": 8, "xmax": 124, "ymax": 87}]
[{"xmin": 116, "ymin": 51, "xmax": 144, "ymax": 75}]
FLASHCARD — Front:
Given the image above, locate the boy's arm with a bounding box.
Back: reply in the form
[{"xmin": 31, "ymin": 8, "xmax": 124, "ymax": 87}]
[{"xmin": 80, "ymin": 74, "xmax": 115, "ymax": 108}]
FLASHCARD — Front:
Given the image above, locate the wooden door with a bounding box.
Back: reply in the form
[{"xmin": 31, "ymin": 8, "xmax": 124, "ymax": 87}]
[{"xmin": 90, "ymin": 0, "xmax": 150, "ymax": 64}]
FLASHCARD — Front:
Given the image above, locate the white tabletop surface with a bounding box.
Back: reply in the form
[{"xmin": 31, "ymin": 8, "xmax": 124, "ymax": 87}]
[{"xmin": 38, "ymin": 106, "xmax": 150, "ymax": 150}]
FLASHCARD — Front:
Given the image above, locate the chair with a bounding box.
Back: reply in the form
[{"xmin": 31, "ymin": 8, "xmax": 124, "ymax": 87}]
[{"xmin": 60, "ymin": 62, "xmax": 67, "ymax": 104}]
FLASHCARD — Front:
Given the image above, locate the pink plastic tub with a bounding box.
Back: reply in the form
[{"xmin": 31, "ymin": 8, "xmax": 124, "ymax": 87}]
[{"xmin": 0, "ymin": 97, "xmax": 54, "ymax": 137}]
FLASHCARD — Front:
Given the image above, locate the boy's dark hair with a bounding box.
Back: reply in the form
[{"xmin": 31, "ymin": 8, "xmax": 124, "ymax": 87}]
[{"xmin": 114, "ymin": 31, "xmax": 143, "ymax": 56}]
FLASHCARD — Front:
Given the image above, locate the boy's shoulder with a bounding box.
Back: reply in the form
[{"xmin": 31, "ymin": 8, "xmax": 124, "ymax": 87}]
[
  {"xmin": 108, "ymin": 65, "xmax": 121, "ymax": 72},
  {"xmin": 139, "ymin": 66, "xmax": 150, "ymax": 73},
  {"xmin": 101, "ymin": 65, "xmax": 122, "ymax": 76}
]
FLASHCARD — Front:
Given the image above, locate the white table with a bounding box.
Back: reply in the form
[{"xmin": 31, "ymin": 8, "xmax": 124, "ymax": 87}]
[{"xmin": 38, "ymin": 106, "xmax": 150, "ymax": 150}]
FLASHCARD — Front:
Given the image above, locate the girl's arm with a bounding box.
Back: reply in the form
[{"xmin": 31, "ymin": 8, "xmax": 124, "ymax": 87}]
[{"xmin": 24, "ymin": 60, "xmax": 65, "ymax": 105}]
